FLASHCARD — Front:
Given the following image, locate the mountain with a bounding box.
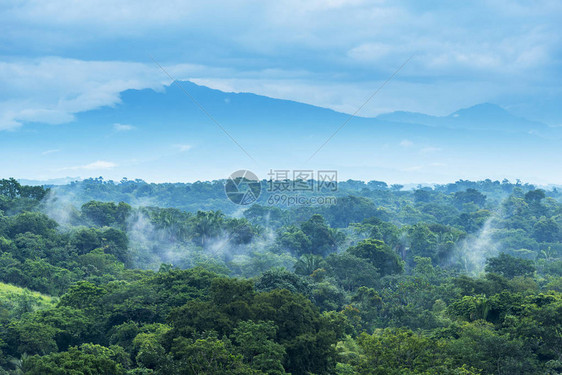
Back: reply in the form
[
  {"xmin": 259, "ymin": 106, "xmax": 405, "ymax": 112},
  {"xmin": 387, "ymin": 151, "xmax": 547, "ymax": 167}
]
[
  {"xmin": 377, "ymin": 103, "xmax": 550, "ymax": 133},
  {"xmin": 78, "ymin": 80, "xmax": 350, "ymax": 133},
  {"xmin": 75, "ymin": 81, "xmax": 553, "ymax": 137},
  {"xmin": 4, "ymin": 80, "xmax": 562, "ymax": 184}
]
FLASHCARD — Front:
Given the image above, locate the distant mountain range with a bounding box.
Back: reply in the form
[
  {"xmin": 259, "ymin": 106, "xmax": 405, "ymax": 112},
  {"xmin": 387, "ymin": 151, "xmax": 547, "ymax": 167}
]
[
  {"xmin": 4, "ymin": 80, "xmax": 562, "ymax": 184},
  {"xmin": 377, "ymin": 102, "xmax": 551, "ymax": 133},
  {"xmin": 80, "ymin": 80, "xmax": 553, "ymax": 135}
]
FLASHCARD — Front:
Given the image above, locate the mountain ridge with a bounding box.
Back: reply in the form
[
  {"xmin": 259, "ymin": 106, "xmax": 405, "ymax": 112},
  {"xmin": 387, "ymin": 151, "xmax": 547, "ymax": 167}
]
[
  {"xmin": 377, "ymin": 102, "xmax": 549, "ymax": 132},
  {"xmin": 80, "ymin": 80, "xmax": 547, "ymax": 134}
]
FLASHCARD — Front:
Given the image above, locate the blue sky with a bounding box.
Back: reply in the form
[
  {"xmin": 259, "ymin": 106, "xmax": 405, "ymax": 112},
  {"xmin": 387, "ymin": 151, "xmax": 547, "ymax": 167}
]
[{"xmin": 1, "ymin": 1, "xmax": 561, "ymax": 183}]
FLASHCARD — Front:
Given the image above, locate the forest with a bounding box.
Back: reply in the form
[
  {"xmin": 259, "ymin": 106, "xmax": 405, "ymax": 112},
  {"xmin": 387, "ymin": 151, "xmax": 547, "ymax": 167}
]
[{"xmin": 2, "ymin": 177, "xmax": 562, "ymax": 374}]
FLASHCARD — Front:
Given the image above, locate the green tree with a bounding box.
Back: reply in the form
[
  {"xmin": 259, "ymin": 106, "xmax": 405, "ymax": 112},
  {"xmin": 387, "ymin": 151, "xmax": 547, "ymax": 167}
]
[
  {"xmin": 356, "ymin": 328, "xmax": 445, "ymax": 374},
  {"xmin": 255, "ymin": 269, "xmax": 310, "ymax": 296},
  {"xmin": 81, "ymin": 201, "xmax": 131, "ymax": 227},
  {"xmin": 294, "ymin": 254, "xmax": 324, "ymax": 276},
  {"xmin": 324, "ymin": 253, "xmax": 380, "ymax": 292},
  {"xmin": 485, "ymin": 253, "xmax": 535, "ymax": 279},
  {"xmin": 170, "ymin": 334, "xmax": 257, "ymax": 375},
  {"xmin": 300, "ymin": 214, "xmax": 344, "ymax": 256},
  {"xmin": 347, "ymin": 239, "xmax": 403, "ymax": 276},
  {"xmin": 232, "ymin": 320, "xmax": 287, "ymax": 374},
  {"xmin": 454, "ymin": 188, "xmax": 487, "ymax": 207},
  {"xmin": 24, "ymin": 344, "xmax": 127, "ymax": 375},
  {"xmin": 532, "ymin": 217, "xmax": 559, "ymax": 243}
]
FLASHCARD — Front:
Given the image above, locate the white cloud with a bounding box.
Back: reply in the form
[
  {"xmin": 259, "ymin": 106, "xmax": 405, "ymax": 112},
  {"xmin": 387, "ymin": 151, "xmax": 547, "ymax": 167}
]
[
  {"xmin": 62, "ymin": 160, "xmax": 117, "ymax": 171},
  {"xmin": 402, "ymin": 162, "xmax": 447, "ymax": 172},
  {"xmin": 175, "ymin": 144, "xmax": 192, "ymax": 152},
  {"xmin": 41, "ymin": 149, "xmax": 60, "ymax": 155},
  {"xmin": 0, "ymin": 57, "xmax": 213, "ymax": 130},
  {"xmin": 16, "ymin": 109, "xmax": 75, "ymax": 125},
  {"xmin": 420, "ymin": 147, "xmax": 442, "ymax": 154},
  {"xmin": 113, "ymin": 123, "xmax": 135, "ymax": 131},
  {"xmin": 400, "ymin": 139, "xmax": 413, "ymax": 147},
  {"xmin": 347, "ymin": 43, "xmax": 393, "ymax": 62},
  {"xmin": 402, "ymin": 165, "xmax": 423, "ymax": 172},
  {"xmin": 0, "ymin": 111, "xmax": 21, "ymax": 131},
  {"xmin": 0, "ymin": 0, "xmax": 560, "ymax": 129}
]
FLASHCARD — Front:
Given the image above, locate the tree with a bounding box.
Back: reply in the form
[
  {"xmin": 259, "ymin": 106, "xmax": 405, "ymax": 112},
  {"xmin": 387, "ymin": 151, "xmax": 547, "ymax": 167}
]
[
  {"xmin": 414, "ymin": 189, "xmax": 432, "ymax": 203},
  {"xmin": 232, "ymin": 320, "xmax": 287, "ymax": 374},
  {"xmin": 446, "ymin": 321, "xmax": 539, "ymax": 374},
  {"xmin": 294, "ymin": 254, "xmax": 324, "ymax": 276},
  {"xmin": 6, "ymin": 320, "xmax": 59, "ymax": 356},
  {"xmin": 524, "ymin": 189, "xmax": 546, "ymax": 205},
  {"xmin": 8, "ymin": 212, "xmax": 57, "ymax": 237},
  {"xmin": 100, "ymin": 227, "xmax": 130, "ymax": 264},
  {"xmin": 0, "ymin": 178, "xmax": 48, "ymax": 200},
  {"xmin": 24, "ymin": 344, "xmax": 127, "ymax": 375},
  {"xmin": 311, "ymin": 282, "xmax": 346, "ymax": 312},
  {"xmin": 326, "ymin": 196, "xmax": 381, "ymax": 228},
  {"xmin": 510, "ymin": 293, "xmax": 562, "ymax": 361},
  {"xmin": 252, "ymin": 290, "xmax": 340, "ymax": 374},
  {"xmin": 0, "ymin": 178, "xmax": 21, "ymax": 199},
  {"xmin": 191, "ymin": 210, "xmax": 225, "ymax": 246},
  {"xmin": 300, "ymin": 214, "xmax": 343, "ymax": 256},
  {"xmin": 347, "ymin": 239, "xmax": 403, "ymax": 276},
  {"xmin": 532, "ymin": 217, "xmax": 559, "ymax": 243},
  {"xmin": 132, "ymin": 324, "xmax": 170, "ymax": 370},
  {"xmin": 324, "ymin": 253, "xmax": 380, "ymax": 292},
  {"xmin": 356, "ymin": 328, "xmax": 448, "ymax": 374},
  {"xmin": 367, "ymin": 181, "xmax": 388, "ymax": 190},
  {"xmin": 225, "ymin": 218, "xmax": 258, "ymax": 245},
  {"xmin": 351, "ymin": 287, "xmax": 382, "ymax": 328},
  {"xmin": 454, "ymin": 188, "xmax": 487, "ymax": 207},
  {"xmin": 59, "ymin": 281, "xmax": 107, "ymax": 310},
  {"xmin": 255, "ymin": 269, "xmax": 311, "ymax": 297},
  {"xmin": 278, "ymin": 226, "xmax": 312, "ymax": 256},
  {"xmin": 485, "ymin": 253, "xmax": 535, "ymax": 279},
  {"xmin": 81, "ymin": 201, "xmax": 132, "ymax": 228},
  {"xmin": 78, "ymin": 248, "xmax": 125, "ymax": 277},
  {"xmin": 12, "ymin": 233, "xmax": 47, "ymax": 261},
  {"xmin": 171, "ymin": 335, "xmax": 256, "ymax": 375}
]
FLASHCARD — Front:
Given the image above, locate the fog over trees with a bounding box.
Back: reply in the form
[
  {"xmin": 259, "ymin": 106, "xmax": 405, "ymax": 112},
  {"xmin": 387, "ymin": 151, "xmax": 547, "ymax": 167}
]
[{"xmin": 1, "ymin": 177, "xmax": 562, "ymax": 374}]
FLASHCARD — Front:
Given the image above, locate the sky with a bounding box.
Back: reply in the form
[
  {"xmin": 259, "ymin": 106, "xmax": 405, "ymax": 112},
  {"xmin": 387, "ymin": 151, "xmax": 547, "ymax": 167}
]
[{"xmin": 1, "ymin": 0, "xmax": 562, "ymax": 183}]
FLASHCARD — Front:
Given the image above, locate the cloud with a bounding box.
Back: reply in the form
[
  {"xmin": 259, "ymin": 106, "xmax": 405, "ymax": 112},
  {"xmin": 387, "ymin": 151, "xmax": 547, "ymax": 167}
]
[
  {"xmin": 0, "ymin": 57, "xmax": 209, "ymax": 130},
  {"xmin": 420, "ymin": 147, "xmax": 442, "ymax": 154},
  {"xmin": 347, "ymin": 43, "xmax": 392, "ymax": 62},
  {"xmin": 402, "ymin": 162, "xmax": 447, "ymax": 172},
  {"xmin": 402, "ymin": 165, "xmax": 423, "ymax": 172},
  {"xmin": 174, "ymin": 144, "xmax": 192, "ymax": 152},
  {"xmin": 400, "ymin": 139, "xmax": 414, "ymax": 147},
  {"xmin": 62, "ymin": 160, "xmax": 117, "ymax": 171},
  {"xmin": 42, "ymin": 149, "xmax": 60, "ymax": 155},
  {"xmin": 113, "ymin": 123, "xmax": 135, "ymax": 131},
  {"xmin": 0, "ymin": 0, "xmax": 561, "ymax": 128}
]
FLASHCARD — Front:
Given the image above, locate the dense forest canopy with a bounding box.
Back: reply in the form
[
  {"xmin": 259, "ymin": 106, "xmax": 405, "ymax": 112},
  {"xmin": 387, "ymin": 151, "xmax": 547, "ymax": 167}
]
[{"xmin": 2, "ymin": 177, "xmax": 562, "ymax": 374}]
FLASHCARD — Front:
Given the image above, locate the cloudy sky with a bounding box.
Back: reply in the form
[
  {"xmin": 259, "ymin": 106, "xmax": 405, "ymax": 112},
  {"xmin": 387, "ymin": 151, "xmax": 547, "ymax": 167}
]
[{"xmin": 1, "ymin": 0, "xmax": 561, "ymax": 182}]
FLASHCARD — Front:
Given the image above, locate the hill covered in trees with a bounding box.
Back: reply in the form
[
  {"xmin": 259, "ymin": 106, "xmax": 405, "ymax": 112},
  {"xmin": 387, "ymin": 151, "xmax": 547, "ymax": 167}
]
[{"xmin": 2, "ymin": 177, "xmax": 562, "ymax": 374}]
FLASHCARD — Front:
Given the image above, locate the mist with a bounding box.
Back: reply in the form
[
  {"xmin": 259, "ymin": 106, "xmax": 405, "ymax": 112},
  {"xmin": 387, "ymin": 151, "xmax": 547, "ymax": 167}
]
[{"xmin": 457, "ymin": 218, "xmax": 496, "ymax": 274}]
